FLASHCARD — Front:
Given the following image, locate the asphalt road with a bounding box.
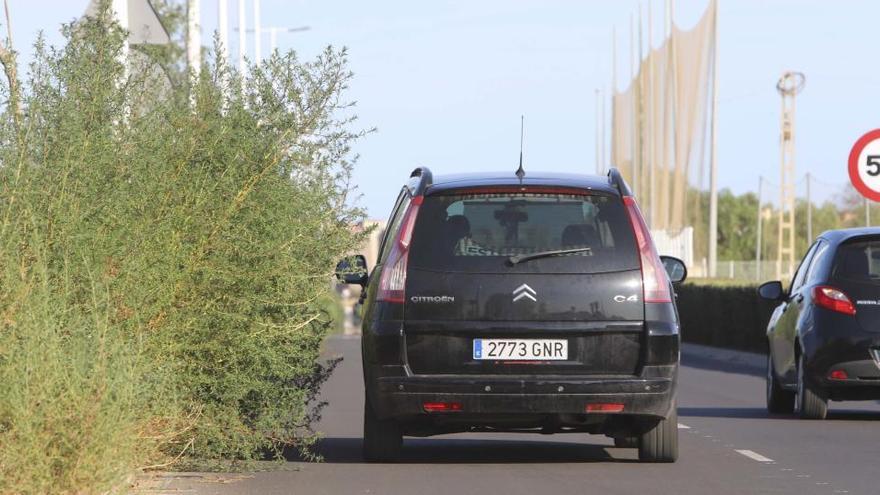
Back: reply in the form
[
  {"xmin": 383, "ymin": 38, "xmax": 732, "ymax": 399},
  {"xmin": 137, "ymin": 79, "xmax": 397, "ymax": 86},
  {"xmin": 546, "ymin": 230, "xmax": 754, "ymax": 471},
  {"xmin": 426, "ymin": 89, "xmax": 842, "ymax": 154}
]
[{"xmin": 163, "ymin": 336, "xmax": 880, "ymax": 495}]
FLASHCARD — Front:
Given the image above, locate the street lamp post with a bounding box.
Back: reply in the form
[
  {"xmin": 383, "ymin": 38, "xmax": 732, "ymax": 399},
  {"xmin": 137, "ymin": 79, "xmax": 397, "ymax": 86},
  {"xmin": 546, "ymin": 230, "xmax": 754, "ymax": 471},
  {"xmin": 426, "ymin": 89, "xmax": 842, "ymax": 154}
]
[
  {"xmin": 236, "ymin": 25, "xmax": 310, "ymax": 57},
  {"xmin": 237, "ymin": 0, "xmax": 246, "ymax": 73},
  {"xmin": 756, "ymin": 176, "xmax": 763, "ymax": 282},
  {"xmin": 267, "ymin": 26, "xmax": 311, "ymax": 53},
  {"xmin": 253, "ymin": 0, "xmax": 261, "ymax": 64}
]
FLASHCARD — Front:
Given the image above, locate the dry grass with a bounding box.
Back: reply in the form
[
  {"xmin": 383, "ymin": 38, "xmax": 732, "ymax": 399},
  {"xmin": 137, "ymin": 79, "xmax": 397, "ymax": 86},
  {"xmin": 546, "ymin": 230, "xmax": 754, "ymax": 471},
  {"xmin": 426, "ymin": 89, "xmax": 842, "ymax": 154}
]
[{"xmin": 0, "ymin": 7, "xmax": 366, "ymax": 494}]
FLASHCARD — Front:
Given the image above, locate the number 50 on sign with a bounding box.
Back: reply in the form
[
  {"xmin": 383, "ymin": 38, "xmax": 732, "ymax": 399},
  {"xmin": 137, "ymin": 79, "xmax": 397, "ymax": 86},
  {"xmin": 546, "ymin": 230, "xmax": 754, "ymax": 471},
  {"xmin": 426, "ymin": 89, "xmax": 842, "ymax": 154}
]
[{"xmin": 849, "ymin": 129, "xmax": 880, "ymax": 202}]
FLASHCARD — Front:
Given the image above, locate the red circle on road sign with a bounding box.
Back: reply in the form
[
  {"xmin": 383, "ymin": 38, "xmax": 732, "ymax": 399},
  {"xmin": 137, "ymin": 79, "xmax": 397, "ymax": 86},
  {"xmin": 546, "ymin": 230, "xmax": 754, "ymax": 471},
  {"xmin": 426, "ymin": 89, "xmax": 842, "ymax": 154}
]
[{"xmin": 849, "ymin": 129, "xmax": 880, "ymax": 202}]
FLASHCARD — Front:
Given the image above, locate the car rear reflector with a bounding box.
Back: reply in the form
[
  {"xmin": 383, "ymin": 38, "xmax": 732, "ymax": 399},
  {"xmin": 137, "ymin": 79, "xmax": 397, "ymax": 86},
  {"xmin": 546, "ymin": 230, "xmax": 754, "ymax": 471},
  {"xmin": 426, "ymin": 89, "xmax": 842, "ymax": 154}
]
[
  {"xmin": 585, "ymin": 403, "xmax": 625, "ymax": 413},
  {"xmin": 622, "ymin": 196, "xmax": 672, "ymax": 304},
  {"xmin": 827, "ymin": 369, "xmax": 849, "ymax": 380},
  {"xmin": 813, "ymin": 285, "xmax": 856, "ymax": 316},
  {"xmin": 377, "ymin": 195, "xmax": 423, "ymax": 303},
  {"xmin": 423, "ymin": 401, "xmax": 463, "ymax": 412}
]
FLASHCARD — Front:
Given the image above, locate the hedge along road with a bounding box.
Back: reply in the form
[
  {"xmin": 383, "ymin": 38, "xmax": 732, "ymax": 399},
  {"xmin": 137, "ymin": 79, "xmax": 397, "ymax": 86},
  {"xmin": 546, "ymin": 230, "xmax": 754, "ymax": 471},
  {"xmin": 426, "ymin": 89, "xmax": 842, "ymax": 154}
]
[{"xmin": 163, "ymin": 336, "xmax": 880, "ymax": 495}]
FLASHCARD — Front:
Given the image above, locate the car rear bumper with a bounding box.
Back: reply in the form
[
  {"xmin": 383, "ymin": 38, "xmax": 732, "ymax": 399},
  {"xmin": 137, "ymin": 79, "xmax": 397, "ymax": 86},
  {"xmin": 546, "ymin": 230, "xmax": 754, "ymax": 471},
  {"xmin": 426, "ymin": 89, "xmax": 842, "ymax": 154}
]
[
  {"xmin": 802, "ymin": 323, "xmax": 880, "ymax": 399},
  {"xmin": 812, "ymin": 358, "xmax": 880, "ymax": 400},
  {"xmin": 368, "ymin": 364, "xmax": 677, "ymax": 420}
]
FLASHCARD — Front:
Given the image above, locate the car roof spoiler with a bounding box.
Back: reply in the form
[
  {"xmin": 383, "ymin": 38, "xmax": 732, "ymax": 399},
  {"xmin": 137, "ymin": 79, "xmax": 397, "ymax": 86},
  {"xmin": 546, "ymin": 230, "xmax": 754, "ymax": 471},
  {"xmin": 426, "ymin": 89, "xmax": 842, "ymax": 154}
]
[
  {"xmin": 408, "ymin": 166, "xmax": 627, "ymax": 198},
  {"xmin": 607, "ymin": 168, "xmax": 633, "ymax": 197},
  {"xmin": 409, "ymin": 167, "xmax": 433, "ymax": 196}
]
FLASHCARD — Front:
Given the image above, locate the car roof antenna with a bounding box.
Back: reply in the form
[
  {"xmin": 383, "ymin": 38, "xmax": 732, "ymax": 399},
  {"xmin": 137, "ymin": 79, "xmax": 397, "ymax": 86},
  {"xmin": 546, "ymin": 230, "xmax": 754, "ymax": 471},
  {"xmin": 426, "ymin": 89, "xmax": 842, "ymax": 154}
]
[{"xmin": 515, "ymin": 115, "xmax": 525, "ymax": 181}]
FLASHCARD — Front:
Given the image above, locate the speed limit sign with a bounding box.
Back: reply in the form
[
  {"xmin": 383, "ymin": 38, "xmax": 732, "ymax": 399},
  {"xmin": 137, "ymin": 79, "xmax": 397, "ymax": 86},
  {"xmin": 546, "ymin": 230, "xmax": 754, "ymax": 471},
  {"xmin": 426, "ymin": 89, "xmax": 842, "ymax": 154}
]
[{"xmin": 849, "ymin": 129, "xmax": 880, "ymax": 202}]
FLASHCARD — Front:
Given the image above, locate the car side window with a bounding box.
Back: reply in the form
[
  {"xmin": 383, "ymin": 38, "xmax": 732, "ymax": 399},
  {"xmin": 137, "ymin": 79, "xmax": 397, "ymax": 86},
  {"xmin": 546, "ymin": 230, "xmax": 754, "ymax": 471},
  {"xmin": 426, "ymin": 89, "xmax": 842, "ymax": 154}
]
[
  {"xmin": 377, "ymin": 189, "xmax": 411, "ymax": 265},
  {"xmin": 790, "ymin": 242, "xmax": 818, "ymax": 293},
  {"xmin": 805, "ymin": 240, "xmax": 829, "ymax": 284}
]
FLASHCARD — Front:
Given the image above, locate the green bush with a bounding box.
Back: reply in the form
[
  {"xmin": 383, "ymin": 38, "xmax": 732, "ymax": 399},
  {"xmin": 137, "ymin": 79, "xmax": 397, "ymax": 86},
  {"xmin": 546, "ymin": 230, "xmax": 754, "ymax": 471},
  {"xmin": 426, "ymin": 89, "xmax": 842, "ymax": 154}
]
[
  {"xmin": 0, "ymin": 6, "xmax": 365, "ymax": 493},
  {"xmin": 676, "ymin": 282, "xmax": 775, "ymax": 353}
]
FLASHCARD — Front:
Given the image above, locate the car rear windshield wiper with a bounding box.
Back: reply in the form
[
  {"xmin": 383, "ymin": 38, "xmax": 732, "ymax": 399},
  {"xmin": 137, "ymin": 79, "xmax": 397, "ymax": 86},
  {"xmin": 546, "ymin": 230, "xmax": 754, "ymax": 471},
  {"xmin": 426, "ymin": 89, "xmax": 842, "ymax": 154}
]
[{"xmin": 507, "ymin": 247, "xmax": 593, "ymax": 266}]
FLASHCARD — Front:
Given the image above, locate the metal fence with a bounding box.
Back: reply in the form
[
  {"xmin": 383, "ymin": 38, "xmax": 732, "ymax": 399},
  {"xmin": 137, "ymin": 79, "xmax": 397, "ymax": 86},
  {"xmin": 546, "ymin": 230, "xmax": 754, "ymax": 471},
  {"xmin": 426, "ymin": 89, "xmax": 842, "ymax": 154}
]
[{"xmin": 653, "ymin": 227, "xmax": 694, "ymax": 268}]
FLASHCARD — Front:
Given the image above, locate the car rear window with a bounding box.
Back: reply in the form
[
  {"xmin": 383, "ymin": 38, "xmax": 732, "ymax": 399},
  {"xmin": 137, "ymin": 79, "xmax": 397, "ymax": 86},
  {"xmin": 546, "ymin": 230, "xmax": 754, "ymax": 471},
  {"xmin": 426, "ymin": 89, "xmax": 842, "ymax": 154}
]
[
  {"xmin": 833, "ymin": 238, "xmax": 880, "ymax": 284},
  {"xmin": 408, "ymin": 191, "xmax": 639, "ymax": 273}
]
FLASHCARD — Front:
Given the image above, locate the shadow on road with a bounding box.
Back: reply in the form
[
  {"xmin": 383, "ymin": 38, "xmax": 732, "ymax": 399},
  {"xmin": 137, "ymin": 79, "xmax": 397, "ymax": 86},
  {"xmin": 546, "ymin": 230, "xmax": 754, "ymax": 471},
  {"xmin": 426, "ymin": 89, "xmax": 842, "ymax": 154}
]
[
  {"xmin": 681, "ymin": 351, "xmax": 765, "ymax": 378},
  {"xmin": 680, "ymin": 406, "xmax": 776, "ymax": 419},
  {"xmin": 827, "ymin": 411, "xmax": 880, "ymax": 420},
  {"xmin": 290, "ymin": 437, "xmax": 638, "ymax": 464},
  {"xmin": 680, "ymin": 406, "xmax": 880, "ymax": 421}
]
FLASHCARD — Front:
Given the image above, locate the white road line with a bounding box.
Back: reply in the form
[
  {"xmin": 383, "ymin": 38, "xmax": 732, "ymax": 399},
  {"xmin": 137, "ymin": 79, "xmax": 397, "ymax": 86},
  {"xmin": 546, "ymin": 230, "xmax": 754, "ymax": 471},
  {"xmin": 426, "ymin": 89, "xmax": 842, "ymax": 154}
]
[
  {"xmin": 677, "ymin": 423, "xmax": 690, "ymax": 429},
  {"xmin": 736, "ymin": 449, "xmax": 775, "ymax": 463}
]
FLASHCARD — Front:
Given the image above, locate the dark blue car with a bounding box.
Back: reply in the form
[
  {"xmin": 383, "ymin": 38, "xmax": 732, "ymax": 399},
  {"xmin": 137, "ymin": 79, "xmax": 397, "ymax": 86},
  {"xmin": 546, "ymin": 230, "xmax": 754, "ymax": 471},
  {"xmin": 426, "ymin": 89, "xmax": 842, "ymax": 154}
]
[{"xmin": 760, "ymin": 228, "xmax": 880, "ymax": 419}]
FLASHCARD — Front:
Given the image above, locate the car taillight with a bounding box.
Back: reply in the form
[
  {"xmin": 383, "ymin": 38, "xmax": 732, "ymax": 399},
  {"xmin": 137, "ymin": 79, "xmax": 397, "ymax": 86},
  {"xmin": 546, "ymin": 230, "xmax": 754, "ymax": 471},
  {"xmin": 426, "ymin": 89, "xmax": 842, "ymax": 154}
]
[
  {"xmin": 377, "ymin": 196, "xmax": 423, "ymax": 303},
  {"xmin": 423, "ymin": 401, "xmax": 462, "ymax": 412},
  {"xmin": 585, "ymin": 403, "xmax": 625, "ymax": 413},
  {"xmin": 813, "ymin": 285, "xmax": 856, "ymax": 316},
  {"xmin": 827, "ymin": 369, "xmax": 849, "ymax": 380},
  {"xmin": 623, "ymin": 196, "xmax": 672, "ymax": 304}
]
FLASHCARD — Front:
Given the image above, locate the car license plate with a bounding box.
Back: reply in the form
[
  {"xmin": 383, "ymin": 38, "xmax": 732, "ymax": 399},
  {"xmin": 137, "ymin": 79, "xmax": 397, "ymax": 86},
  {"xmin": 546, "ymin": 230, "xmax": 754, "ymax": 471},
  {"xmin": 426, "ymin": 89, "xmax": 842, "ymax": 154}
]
[{"xmin": 472, "ymin": 339, "xmax": 568, "ymax": 361}]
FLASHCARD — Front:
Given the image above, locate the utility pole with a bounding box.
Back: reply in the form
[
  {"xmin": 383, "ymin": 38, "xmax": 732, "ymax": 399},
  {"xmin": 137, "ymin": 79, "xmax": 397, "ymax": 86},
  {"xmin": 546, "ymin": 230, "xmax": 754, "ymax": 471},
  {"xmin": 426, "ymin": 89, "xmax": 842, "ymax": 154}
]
[
  {"xmin": 806, "ymin": 172, "xmax": 812, "ymax": 242},
  {"xmin": 217, "ymin": 0, "xmax": 228, "ymax": 100},
  {"xmin": 111, "ymin": 0, "xmax": 129, "ymax": 69},
  {"xmin": 648, "ymin": 0, "xmax": 656, "ymax": 227},
  {"xmin": 187, "ymin": 0, "xmax": 201, "ymax": 73},
  {"xmin": 269, "ymin": 26, "xmax": 278, "ymax": 53},
  {"xmin": 630, "ymin": 12, "xmax": 637, "ymax": 193},
  {"xmin": 611, "ymin": 26, "xmax": 616, "ymax": 177},
  {"xmin": 238, "ymin": 0, "xmax": 246, "ymax": 73},
  {"xmin": 595, "ymin": 88, "xmax": 601, "ymax": 174},
  {"xmin": 775, "ymin": 71, "xmax": 805, "ymax": 280},
  {"xmin": 253, "ymin": 0, "xmax": 262, "ymax": 64},
  {"xmin": 667, "ymin": 0, "xmax": 680, "ymax": 230},
  {"xmin": 707, "ymin": 0, "xmax": 719, "ymax": 277},
  {"xmin": 187, "ymin": 0, "xmax": 201, "ymax": 107},
  {"xmin": 237, "ymin": 26, "xmax": 311, "ymax": 55},
  {"xmin": 756, "ymin": 176, "xmax": 763, "ymax": 282},
  {"xmin": 601, "ymin": 86, "xmax": 607, "ymax": 173},
  {"xmin": 662, "ymin": 0, "xmax": 673, "ymax": 230},
  {"xmin": 611, "ymin": 26, "xmax": 617, "ymax": 99},
  {"xmin": 218, "ymin": 0, "xmax": 228, "ymax": 60},
  {"xmin": 637, "ymin": 4, "xmax": 644, "ymax": 204},
  {"xmin": 255, "ymin": 26, "xmax": 310, "ymax": 53}
]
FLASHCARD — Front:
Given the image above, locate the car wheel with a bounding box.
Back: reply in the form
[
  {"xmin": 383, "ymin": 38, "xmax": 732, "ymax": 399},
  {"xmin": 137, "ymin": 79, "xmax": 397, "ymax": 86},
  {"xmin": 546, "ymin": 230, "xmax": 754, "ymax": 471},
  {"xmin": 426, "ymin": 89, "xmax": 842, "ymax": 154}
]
[
  {"xmin": 638, "ymin": 401, "xmax": 678, "ymax": 463},
  {"xmin": 363, "ymin": 398, "xmax": 403, "ymax": 462},
  {"xmin": 766, "ymin": 352, "xmax": 795, "ymax": 414},
  {"xmin": 613, "ymin": 436, "xmax": 638, "ymax": 448},
  {"xmin": 795, "ymin": 353, "xmax": 827, "ymax": 420}
]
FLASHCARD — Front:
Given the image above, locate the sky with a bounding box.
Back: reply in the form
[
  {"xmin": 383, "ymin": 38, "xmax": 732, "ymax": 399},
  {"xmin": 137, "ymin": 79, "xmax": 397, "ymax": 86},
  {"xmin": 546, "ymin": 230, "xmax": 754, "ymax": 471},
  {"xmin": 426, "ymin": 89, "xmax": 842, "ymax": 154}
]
[{"xmin": 10, "ymin": 0, "xmax": 880, "ymax": 220}]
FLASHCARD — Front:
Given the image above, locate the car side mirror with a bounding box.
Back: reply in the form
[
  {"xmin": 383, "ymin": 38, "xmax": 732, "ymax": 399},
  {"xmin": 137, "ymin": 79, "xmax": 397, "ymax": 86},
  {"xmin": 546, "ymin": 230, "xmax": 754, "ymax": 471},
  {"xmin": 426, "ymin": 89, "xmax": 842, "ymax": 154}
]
[
  {"xmin": 660, "ymin": 255, "xmax": 687, "ymax": 284},
  {"xmin": 335, "ymin": 254, "xmax": 368, "ymax": 286},
  {"xmin": 757, "ymin": 281, "xmax": 785, "ymax": 301}
]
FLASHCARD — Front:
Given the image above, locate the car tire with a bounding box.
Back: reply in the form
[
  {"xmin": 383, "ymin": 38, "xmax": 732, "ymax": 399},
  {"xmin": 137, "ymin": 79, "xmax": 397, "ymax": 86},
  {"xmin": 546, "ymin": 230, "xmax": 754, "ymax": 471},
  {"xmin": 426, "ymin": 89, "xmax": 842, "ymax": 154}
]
[
  {"xmin": 795, "ymin": 354, "xmax": 827, "ymax": 420},
  {"xmin": 766, "ymin": 353, "xmax": 795, "ymax": 414},
  {"xmin": 363, "ymin": 398, "xmax": 403, "ymax": 462},
  {"xmin": 638, "ymin": 401, "xmax": 678, "ymax": 463}
]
